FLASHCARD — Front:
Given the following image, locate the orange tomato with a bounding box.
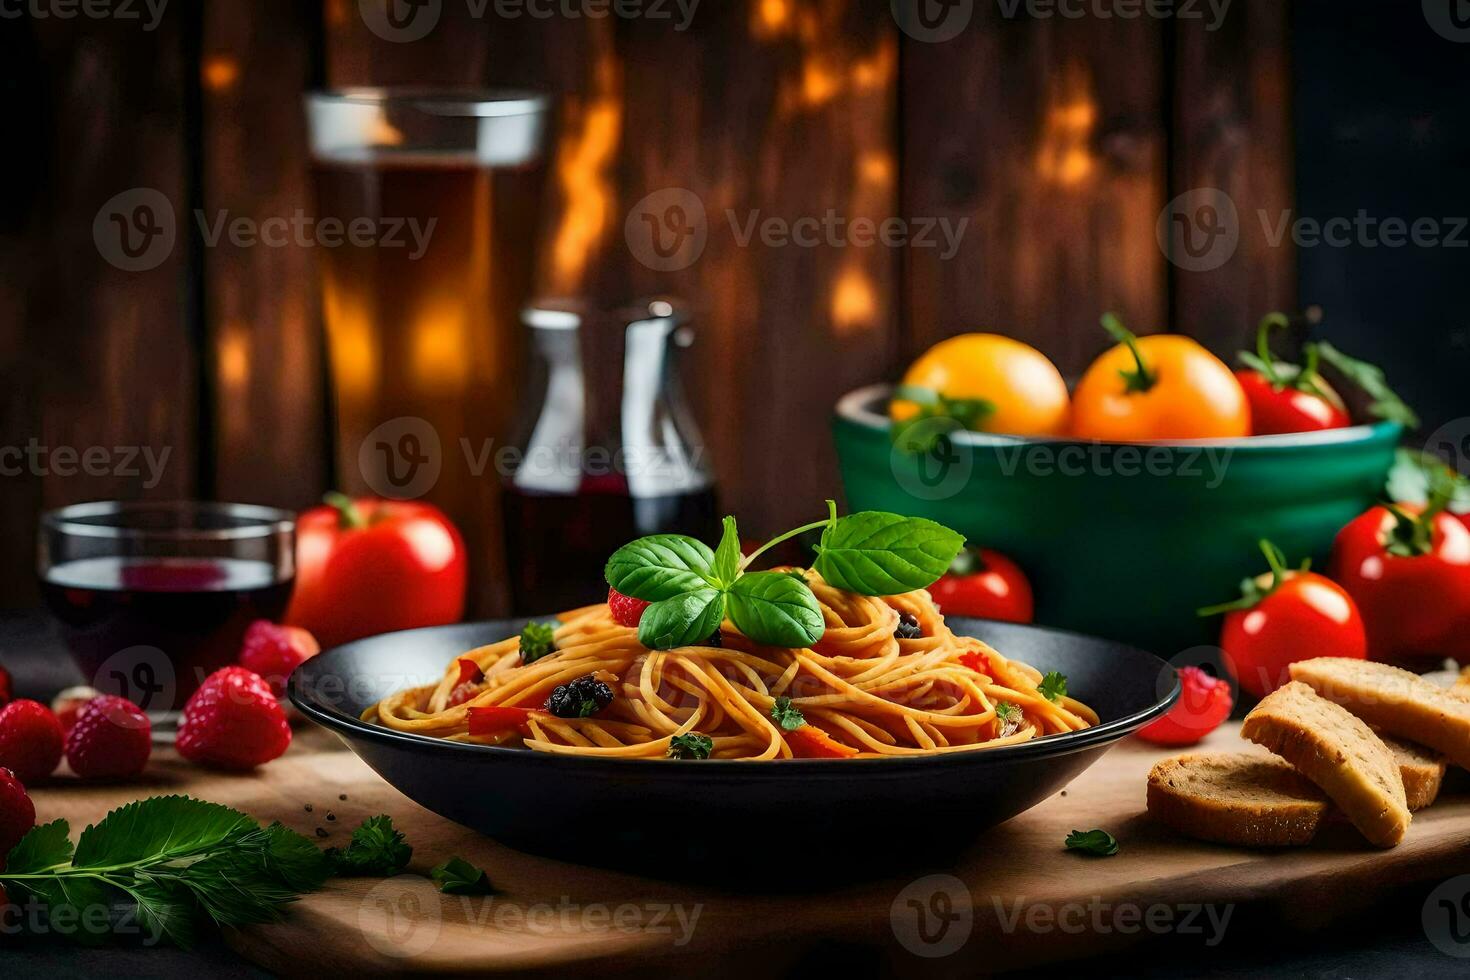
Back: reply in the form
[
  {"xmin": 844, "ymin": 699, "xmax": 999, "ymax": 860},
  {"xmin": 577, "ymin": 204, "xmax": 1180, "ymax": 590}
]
[
  {"xmin": 1071, "ymin": 315, "xmax": 1250, "ymax": 441},
  {"xmin": 892, "ymin": 333, "xmax": 1070, "ymax": 437}
]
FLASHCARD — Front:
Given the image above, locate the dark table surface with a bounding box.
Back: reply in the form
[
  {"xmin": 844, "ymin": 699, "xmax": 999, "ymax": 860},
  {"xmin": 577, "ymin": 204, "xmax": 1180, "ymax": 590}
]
[{"xmin": 1, "ymin": 611, "xmax": 1466, "ymax": 978}]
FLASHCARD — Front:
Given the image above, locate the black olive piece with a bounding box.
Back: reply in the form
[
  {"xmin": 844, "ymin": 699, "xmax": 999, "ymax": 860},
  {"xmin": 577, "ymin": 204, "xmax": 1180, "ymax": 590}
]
[
  {"xmin": 894, "ymin": 612, "xmax": 923, "ymax": 640},
  {"xmin": 545, "ymin": 673, "xmax": 616, "ymax": 719}
]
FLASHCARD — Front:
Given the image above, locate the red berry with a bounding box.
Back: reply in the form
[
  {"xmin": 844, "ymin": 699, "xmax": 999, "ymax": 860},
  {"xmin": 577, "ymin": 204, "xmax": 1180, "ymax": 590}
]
[
  {"xmin": 0, "ymin": 663, "xmax": 12, "ymax": 705},
  {"xmin": 608, "ymin": 588, "xmax": 651, "ymax": 628},
  {"xmin": 65, "ymin": 696, "xmax": 152, "ymax": 779},
  {"xmin": 0, "ymin": 767, "xmax": 35, "ymax": 859},
  {"xmin": 0, "ymin": 700, "xmax": 65, "ymax": 784},
  {"xmin": 177, "ymin": 667, "xmax": 291, "ymax": 770},
  {"xmin": 239, "ymin": 620, "xmax": 320, "ymax": 698},
  {"xmin": 51, "ymin": 687, "xmax": 100, "ymax": 736},
  {"xmin": 1136, "ymin": 666, "xmax": 1234, "ymax": 747}
]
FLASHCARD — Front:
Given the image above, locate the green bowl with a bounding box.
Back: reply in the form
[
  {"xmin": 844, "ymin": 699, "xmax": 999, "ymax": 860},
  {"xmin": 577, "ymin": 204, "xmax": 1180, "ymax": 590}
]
[{"xmin": 833, "ymin": 384, "xmax": 1401, "ymax": 657}]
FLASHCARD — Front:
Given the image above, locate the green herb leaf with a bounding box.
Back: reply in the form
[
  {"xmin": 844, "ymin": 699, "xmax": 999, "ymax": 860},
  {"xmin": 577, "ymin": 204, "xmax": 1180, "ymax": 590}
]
[
  {"xmin": 126, "ymin": 878, "xmax": 196, "ymax": 948},
  {"xmin": 637, "ymin": 588, "xmax": 726, "ymax": 651},
  {"xmin": 1388, "ymin": 449, "xmax": 1470, "ymax": 515},
  {"xmin": 604, "ymin": 535, "xmax": 718, "ymax": 601},
  {"xmin": 328, "ymin": 815, "xmax": 412, "ymax": 877},
  {"xmin": 769, "ymin": 696, "xmax": 806, "ymax": 732},
  {"xmin": 518, "ymin": 621, "xmax": 558, "ymax": 664},
  {"xmin": 73, "ymin": 796, "xmax": 256, "ymax": 870},
  {"xmin": 430, "ymin": 857, "xmax": 494, "ymax": 895},
  {"xmin": 726, "ymin": 571, "xmax": 825, "ymax": 648},
  {"xmin": 814, "ymin": 511, "xmax": 966, "ymax": 596},
  {"xmin": 1312, "ymin": 341, "xmax": 1420, "ymax": 428},
  {"xmin": 712, "ymin": 516, "xmax": 742, "ymax": 586},
  {"xmin": 667, "ymin": 732, "xmax": 714, "ymax": 760},
  {"xmin": 1037, "ymin": 671, "xmax": 1068, "ymax": 703},
  {"xmin": 994, "ymin": 701, "xmax": 1022, "ymax": 737},
  {"xmin": 4, "ymin": 819, "xmax": 75, "ymax": 873},
  {"xmin": 1064, "ymin": 828, "xmax": 1119, "ymax": 857}
]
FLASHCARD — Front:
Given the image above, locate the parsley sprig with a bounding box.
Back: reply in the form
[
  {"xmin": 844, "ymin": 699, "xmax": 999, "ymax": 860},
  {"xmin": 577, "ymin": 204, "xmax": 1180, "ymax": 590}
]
[{"xmin": 604, "ymin": 501, "xmax": 965, "ymax": 650}]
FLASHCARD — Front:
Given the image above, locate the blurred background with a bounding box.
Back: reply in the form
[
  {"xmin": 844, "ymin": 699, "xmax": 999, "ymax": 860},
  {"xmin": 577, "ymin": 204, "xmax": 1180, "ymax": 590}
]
[{"xmin": 0, "ymin": 0, "xmax": 1466, "ymax": 616}]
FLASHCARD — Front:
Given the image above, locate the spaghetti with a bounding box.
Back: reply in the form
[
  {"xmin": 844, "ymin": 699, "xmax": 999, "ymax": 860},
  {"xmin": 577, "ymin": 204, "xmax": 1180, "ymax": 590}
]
[{"xmin": 369, "ymin": 572, "xmax": 1097, "ymax": 760}]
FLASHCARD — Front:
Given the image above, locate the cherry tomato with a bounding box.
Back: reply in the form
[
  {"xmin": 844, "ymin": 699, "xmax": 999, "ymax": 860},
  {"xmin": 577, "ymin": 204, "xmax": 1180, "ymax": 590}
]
[
  {"xmin": 1201, "ymin": 540, "xmax": 1366, "ymax": 698},
  {"xmin": 892, "ymin": 333, "xmax": 1070, "ymax": 437},
  {"xmin": 1136, "ymin": 666, "xmax": 1233, "ymax": 746},
  {"xmin": 1330, "ymin": 500, "xmax": 1470, "ymax": 664},
  {"xmin": 285, "ymin": 494, "xmax": 467, "ymax": 649},
  {"xmin": 1232, "ymin": 313, "xmax": 1350, "ymax": 435},
  {"xmin": 927, "ymin": 548, "xmax": 1034, "ymax": 624},
  {"xmin": 1071, "ymin": 314, "xmax": 1250, "ymax": 441}
]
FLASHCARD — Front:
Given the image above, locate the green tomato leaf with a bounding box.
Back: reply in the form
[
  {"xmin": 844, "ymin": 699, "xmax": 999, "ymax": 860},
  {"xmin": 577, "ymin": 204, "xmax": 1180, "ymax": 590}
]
[
  {"xmin": 712, "ymin": 515, "xmax": 742, "ymax": 586},
  {"xmin": 813, "ymin": 512, "xmax": 966, "ymax": 595},
  {"xmin": 637, "ymin": 588, "xmax": 726, "ymax": 650},
  {"xmin": 1312, "ymin": 341, "xmax": 1420, "ymax": 429},
  {"xmin": 604, "ymin": 535, "xmax": 718, "ymax": 601},
  {"xmin": 726, "ymin": 571, "xmax": 825, "ymax": 648}
]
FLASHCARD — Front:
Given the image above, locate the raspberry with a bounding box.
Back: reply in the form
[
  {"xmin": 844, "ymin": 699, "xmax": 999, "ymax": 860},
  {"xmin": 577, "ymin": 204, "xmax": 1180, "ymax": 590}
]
[
  {"xmin": 51, "ymin": 687, "xmax": 100, "ymax": 736},
  {"xmin": 1136, "ymin": 666, "xmax": 1234, "ymax": 747},
  {"xmin": 0, "ymin": 700, "xmax": 65, "ymax": 784},
  {"xmin": 0, "ymin": 767, "xmax": 35, "ymax": 859},
  {"xmin": 607, "ymin": 588, "xmax": 651, "ymax": 628},
  {"xmin": 177, "ymin": 667, "xmax": 291, "ymax": 770},
  {"xmin": 65, "ymin": 696, "xmax": 152, "ymax": 779},
  {"xmin": 239, "ymin": 620, "xmax": 320, "ymax": 698}
]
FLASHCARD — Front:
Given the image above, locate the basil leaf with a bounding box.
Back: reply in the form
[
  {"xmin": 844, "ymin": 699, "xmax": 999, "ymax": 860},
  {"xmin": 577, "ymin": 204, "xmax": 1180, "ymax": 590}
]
[
  {"xmin": 725, "ymin": 572, "xmax": 825, "ymax": 647},
  {"xmin": 604, "ymin": 535, "xmax": 718, "ymax": 601},
  {"xmin": 637, "ymin": 588, "xmax": 726, "ymax": 650},
  {"xmin": 431, "ymin": 857, "xmax": 495, "ymax": 895},
  {"xmin": 1064, "ymin": 828, "xmax": 1119, "ymax": 857},
  {"xmin": 712, "ymin": 515, "xmax": 741, "ymax": 586},
  {"xmin": 813, "ymin": 512, "xmax": 966, "ymax": 595}
]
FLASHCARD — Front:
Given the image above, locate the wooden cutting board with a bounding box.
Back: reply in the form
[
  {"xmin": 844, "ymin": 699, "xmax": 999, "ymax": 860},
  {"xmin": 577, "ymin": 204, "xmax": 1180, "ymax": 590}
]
[{"xmin": 28, "ymin": 724, "xmax": 1470, "ymax": 977}]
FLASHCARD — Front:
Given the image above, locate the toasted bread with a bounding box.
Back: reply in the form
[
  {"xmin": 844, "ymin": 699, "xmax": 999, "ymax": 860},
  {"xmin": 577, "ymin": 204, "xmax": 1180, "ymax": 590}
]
[
  {"xmin": 1456, "ymin": 667, "xmax": 1470, "ymax": 698},
  {"xmin": 1241, "ymin": 681, "xmax": 1409, "ymax": 847},
  {"xmin": 1146, "ymin": 753, "xmax": 1328, "ymax": 846},
  {"xmin": 1289, "ymin": 658, "xmax": 1470, "ymax": 771},
  {"xmin": 1379, "ymin": 733, "xmax": 1447, "ymax": 811}
]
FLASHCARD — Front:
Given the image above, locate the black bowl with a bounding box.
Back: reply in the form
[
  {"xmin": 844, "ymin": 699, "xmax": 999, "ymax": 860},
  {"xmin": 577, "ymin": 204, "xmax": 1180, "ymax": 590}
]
[{"xmin": 289, "ymin": 618, "xmax": 1178, "ymax": 880}]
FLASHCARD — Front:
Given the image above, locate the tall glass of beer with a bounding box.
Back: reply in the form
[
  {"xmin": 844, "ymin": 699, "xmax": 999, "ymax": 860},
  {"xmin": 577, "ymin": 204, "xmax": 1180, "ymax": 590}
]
[{"xmin": 305, "ymin": 89, "xmax": 550, "ymax": 615}]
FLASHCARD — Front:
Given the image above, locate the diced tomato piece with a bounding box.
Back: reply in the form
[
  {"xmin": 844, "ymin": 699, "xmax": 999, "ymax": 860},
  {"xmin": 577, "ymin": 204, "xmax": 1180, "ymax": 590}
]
[
  {"xmin": 455, "ymin": 657, "xmax": 484, "ymax": 687},
  {"xmin": 786, "ymin": 725, "xmax": 859, "ymax": 759},
  {"xmin": 466, "ymin": 705, "xmax": 539, "ymax": 737},
  {"xmin": 958, "ymin": 651, "xmax": 990, "ymax": 676}
]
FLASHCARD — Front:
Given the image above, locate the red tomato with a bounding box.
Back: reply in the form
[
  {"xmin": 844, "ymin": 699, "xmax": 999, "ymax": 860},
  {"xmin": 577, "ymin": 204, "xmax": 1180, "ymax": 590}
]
[
  {"xmin": 1220, "ymin": 572, "xmax": 1366, "ymax": 697},
  {"xmin": 466, "ymin": 706, "xmax": 540, "ymax": 737},
  {"xmin": 927, "ymin": 549, "xmax": 1034, "ymax": 624},
  {"xmin": 285, "ymin": 495, "xmax": 467, "ymax": 649},
  {"xmin": 1235, "ymin": 370, "xmax": 1349, "ymax": 435},
  {"xmin": 1330, "ymin": 503, "xmax": 1470, "ymax": 663},
  {"xmin": 1135, "ymin": 666, "xmax": 1233, "ymax": 746},
  {"xmin": 785, "ymin": 725, "xmax": 859, "ymax": 759}
]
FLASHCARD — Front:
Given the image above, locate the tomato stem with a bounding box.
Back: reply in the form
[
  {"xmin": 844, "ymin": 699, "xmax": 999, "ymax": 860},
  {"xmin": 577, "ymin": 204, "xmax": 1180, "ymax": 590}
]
[
  {"xmin": 1101, "ymin": 313, "xmax": 1156, "ymax": 394},
  {"xmin": 1254, "ymin": 313, "xmax": 1291, "ymax": 388},
  {"xmin": 1197, "ymin": 538, "xmax": 1293, "ymax": 617},
  {"xmin": 324, "ymin": 491, "xmax": 367, "ymax": 530}
]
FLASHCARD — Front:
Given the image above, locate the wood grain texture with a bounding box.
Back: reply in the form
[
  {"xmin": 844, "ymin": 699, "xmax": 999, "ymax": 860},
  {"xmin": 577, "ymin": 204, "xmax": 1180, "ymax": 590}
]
[
  {"xmin": 619, "ymin": 0, "xmax": 901, "ymax": 537},
  {"xmin": 25, "ymin": 724, "xmax": 1470, "ymax": 975},
  {"xmin": 1, "ymin": 13, "xmax": 196, "ymax": 606},
  {"xmin": 201, "ymin": 0, "xmax": 327, "ymax": 509},
  {"xmin": 1171, "ymin": 2, "xmax": 1296, "ymax": 356},
  {"xmin": 902, "ymin": 9, "xmax": 1169, "ymax": 376}
]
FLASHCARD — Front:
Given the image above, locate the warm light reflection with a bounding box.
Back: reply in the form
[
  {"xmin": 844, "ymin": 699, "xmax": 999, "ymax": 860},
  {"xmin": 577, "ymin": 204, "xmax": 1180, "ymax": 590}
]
[
  {"xmin": 859, "ymin": 151, "xmax": 893, "ymax": 187},
  {"xmin": 322, "ymin": 285, "xmax": 377, "ymax": 398},
  {"xmin": 218, "ymin": 323, "xmax": 250, "ymax": 390},
  {"xmin": 412, "ymin": 301, "xmax": 470, "ymax": 389},
  {"xmin": 549, "ymin": 52, "xmax": 623, "ymax": 295},
  {"xmin": 1036, "ymin": 64, "xmax": 1098, "ymax": 187},
  {"xmin": 754, "ymin": 0, "xmax": 790, "ymax": 35},
  {"xmin": 201, "ymin": 55, "xmax": 239, "ymax": 93},
  {"xmin": 831, "ymin": 266, "xmax": 877, "ymax": 332}
]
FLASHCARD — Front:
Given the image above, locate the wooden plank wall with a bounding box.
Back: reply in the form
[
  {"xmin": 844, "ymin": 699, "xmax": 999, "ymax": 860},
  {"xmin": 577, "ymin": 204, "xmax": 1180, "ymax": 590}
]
[{"xmin": 0, "ymin": 0, "xmax": 1294, "ymax": 610}]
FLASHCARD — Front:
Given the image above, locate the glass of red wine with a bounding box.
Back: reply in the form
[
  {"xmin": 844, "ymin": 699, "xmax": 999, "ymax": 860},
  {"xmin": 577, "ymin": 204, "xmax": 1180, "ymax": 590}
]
[{"xmin": 38, "ymin": 502, "xmax": 296, "ymax": 720}]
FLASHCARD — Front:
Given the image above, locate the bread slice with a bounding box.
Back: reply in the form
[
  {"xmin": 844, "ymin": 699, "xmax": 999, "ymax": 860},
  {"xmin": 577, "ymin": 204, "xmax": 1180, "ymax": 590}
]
[
  {"xmin": 1379, "ymin": 733, "xmax": 1446, "ymax": 811},
  {"xmin": 1456, "ymin": 667, "xmax": 1470, "ymax": 698},
  {"xmin": 1147, "ymin": 753, "xmax": 1329, "ymax": 846},
  {"xmin": 1241, "ymin": 681, "xmax": 1409, "ymax": 847},
  {"xmin": 1289, "ymin": 658, "xmax": 1470, "ymax": 771}
]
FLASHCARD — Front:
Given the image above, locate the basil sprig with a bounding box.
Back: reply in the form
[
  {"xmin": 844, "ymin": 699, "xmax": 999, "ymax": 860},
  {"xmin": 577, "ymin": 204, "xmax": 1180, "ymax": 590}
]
[{"xmin": 604, "ymin": 503, "xmax": 965, "ymax": 651}]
